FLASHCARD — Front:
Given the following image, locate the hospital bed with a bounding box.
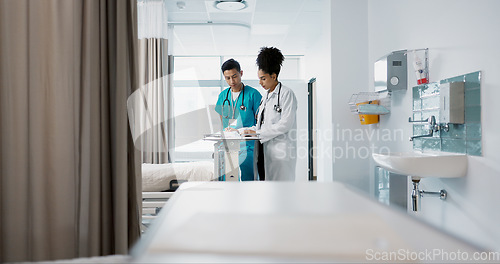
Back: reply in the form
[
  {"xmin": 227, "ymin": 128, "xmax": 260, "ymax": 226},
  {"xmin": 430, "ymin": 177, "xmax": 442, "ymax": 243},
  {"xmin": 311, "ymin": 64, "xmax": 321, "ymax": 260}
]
[
  {"xmin": 141, "ymin": 161, "xmax": 215, "ymax": 231},
  {"xmin": 132, "ymin": 182, "xmax": 484, "ymax": 262}
]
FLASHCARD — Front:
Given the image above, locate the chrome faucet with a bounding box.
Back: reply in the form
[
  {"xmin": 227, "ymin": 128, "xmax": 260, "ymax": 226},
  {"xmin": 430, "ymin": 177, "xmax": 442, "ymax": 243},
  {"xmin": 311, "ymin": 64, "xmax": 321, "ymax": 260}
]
[{"xmin": 409, "ymin": 115, "xmax": 439, "ymax": 141}]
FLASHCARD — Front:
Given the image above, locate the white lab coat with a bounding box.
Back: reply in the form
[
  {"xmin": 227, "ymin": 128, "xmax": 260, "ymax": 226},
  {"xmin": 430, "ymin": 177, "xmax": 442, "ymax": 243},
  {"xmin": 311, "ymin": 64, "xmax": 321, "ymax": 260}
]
[{"xmin": 243, "ymin": 83, "xmax": 297, "ymax": 181}]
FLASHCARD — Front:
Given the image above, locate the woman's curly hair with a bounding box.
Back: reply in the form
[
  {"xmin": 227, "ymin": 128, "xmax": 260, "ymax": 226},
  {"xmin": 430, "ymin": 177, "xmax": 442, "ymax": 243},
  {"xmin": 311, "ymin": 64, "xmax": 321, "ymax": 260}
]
[{"xmin": 256, "ymin": 46, "xmax": 284, "ymax": 77}]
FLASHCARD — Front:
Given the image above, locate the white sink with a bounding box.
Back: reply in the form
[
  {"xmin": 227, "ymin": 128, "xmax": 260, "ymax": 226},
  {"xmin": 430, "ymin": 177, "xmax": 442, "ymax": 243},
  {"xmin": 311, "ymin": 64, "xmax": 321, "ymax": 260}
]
[{"xmin": 372, "ymin": 151, "xmax": 467, "ymax": 178}]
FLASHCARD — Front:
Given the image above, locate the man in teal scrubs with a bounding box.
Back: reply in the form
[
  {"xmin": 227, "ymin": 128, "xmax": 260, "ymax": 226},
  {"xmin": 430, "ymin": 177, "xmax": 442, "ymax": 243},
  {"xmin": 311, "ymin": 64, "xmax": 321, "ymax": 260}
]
[{"xmin": 215, "ymin": 59, "xmax": 262, "ymax": 181}]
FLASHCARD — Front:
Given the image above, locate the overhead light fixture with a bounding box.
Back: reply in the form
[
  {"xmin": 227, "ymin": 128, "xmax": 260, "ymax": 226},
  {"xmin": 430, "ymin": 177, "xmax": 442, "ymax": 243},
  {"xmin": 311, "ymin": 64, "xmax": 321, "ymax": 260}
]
[{"xmin": 214, "ymin": 0, "xmax": 247, "ymax": 11}]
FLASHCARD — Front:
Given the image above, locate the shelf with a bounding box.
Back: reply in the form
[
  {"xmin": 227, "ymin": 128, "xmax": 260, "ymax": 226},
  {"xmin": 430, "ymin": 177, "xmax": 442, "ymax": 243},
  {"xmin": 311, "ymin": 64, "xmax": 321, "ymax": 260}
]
[
  {"xmin": 348, "ymin": 91, "xmax": 390, "ymax": 115},
  {"xmin": 357, "ymin": 104, "xmax": 390, "ymax": 115}
]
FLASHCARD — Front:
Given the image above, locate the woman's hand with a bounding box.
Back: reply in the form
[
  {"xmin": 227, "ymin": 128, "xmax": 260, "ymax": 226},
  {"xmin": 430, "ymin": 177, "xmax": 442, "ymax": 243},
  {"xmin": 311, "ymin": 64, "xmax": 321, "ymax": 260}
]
[
  {"xmin": 224, "ymin": 127, "xmax": 238, "ymax": 132},
  {"xmin": 241, "ymin": 129, "xmax": 256, "ymax": 136}
]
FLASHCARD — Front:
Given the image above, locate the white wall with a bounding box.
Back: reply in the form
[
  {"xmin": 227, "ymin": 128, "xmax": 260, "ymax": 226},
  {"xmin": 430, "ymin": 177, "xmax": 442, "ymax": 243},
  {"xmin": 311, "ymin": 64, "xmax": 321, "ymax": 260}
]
[
  {"xmin": 366, "ymin": 0, "xmax": 500, "ymax": 250},
  {"xmin": 329, "ymin": 0, "xmax": 373, "ymax": 192},
  {"xmin": 305, "ymin": 0, "xmax": 333, "ymax": 182},
  {"xmin": 285, "ymin": 80, "xmax": 310, "ymax": 182}
]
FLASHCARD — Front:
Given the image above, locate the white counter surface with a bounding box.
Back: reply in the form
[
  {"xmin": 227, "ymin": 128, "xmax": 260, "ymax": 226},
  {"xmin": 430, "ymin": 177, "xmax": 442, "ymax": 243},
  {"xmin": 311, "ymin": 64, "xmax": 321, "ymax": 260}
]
[{"xmin": 132, "ymin": 181, "xmax": 482, "ymax": 263}]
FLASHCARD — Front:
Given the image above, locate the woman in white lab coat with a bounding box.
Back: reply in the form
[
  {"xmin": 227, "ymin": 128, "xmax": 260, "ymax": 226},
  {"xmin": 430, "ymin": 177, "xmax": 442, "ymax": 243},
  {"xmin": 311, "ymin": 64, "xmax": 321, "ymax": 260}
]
[{"xmin": 238, "ymin": 47, "xmax": 298, "ymax": 181}]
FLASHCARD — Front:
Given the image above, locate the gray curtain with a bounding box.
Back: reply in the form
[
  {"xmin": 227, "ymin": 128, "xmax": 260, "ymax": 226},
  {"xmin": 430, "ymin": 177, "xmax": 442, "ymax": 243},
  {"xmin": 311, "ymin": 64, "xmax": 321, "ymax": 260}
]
[
  {"xmin": 0, "ymin": 0, "xmax": 141, "ymax": 262},
  {"xmin": 138, "ymin": 38, "xmax": 172, "ymax": 164}
]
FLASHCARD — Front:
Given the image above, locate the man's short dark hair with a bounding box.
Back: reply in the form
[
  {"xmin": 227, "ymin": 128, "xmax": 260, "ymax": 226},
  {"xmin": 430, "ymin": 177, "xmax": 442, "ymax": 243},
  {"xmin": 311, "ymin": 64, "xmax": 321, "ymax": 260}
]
[{"xmin": 221, "ymin": 58, "xmax": 241, "ymax": 72}]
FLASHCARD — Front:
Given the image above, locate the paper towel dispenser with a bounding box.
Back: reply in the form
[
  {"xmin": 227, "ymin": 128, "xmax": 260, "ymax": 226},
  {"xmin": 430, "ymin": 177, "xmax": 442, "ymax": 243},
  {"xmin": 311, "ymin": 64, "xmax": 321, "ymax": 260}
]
[
  {"xmin": 374, "ymin": 50, "xmax": 407, "ymax": 92},
  {"xmin": 439, "ymin": 82, "xmax": 465, "ymax": 124}
]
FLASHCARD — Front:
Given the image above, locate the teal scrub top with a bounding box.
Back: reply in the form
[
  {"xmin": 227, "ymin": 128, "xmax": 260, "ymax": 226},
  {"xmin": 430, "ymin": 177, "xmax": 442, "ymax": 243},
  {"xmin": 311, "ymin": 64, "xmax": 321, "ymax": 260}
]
[{"xmin": 215, "ymin": 85, "xmax": 262, "ymax": 131}]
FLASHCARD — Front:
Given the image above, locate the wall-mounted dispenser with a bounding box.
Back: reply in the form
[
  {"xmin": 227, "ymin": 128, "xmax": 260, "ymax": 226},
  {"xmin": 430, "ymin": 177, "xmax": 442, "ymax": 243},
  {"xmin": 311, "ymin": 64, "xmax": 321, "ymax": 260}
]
[
  {"xmin": 439, "ymin": 82, "xmax": 465, "ymax": 124},
  {"xmin": 348, "ymin": 92, "xmax": 390, "ymax": 125},
  {"xmin": 374, "ymin": 50, "xmax": 407, "ymax": 92}
]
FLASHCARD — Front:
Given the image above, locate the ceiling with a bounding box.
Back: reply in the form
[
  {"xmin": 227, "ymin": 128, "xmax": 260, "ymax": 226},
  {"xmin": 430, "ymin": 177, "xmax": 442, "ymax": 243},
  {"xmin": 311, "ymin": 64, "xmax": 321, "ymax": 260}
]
[{"xmin": 162, "ymin": 0, "xmax": 329, "ymax": 56}]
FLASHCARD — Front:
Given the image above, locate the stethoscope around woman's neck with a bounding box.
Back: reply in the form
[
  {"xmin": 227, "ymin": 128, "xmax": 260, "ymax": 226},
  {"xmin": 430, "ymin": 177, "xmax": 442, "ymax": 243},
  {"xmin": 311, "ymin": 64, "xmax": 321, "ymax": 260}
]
[{"xmin": 260, "ymin": 82, "xmax": 282, "ymax": 113}]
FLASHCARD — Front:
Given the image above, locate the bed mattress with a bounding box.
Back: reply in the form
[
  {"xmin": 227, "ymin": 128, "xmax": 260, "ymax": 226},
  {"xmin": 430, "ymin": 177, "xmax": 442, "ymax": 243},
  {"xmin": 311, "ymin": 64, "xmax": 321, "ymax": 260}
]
[{"xmin": 142, "ymin": 161, "xmax": 215, "ymax": 192}]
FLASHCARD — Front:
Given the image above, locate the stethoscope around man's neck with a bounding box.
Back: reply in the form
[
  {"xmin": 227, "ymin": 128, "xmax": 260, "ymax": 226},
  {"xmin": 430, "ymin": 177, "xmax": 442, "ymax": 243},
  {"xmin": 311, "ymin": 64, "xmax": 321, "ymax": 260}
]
[{"xmin": 222, "ymin": 83, "xmax": 246, "ymax": 119}]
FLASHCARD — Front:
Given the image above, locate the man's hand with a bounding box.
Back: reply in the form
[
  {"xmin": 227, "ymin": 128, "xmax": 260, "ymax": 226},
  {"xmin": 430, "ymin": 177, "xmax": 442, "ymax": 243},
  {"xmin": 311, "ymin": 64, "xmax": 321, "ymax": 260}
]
[{"xmin": 224, "ymin": 127, "xmax": 238, "ymax": 132}]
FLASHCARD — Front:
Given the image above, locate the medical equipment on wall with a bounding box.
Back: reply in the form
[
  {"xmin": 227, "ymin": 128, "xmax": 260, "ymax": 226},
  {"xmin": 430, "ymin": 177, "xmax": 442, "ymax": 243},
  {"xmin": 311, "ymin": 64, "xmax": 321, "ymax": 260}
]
[
  {"xmin": 373, "ymin": 50, "xmax": 408, "ymax": 92},
  {"xmin": 204, "ymin": 132, "xmax": 260, "ymax": 181},
  {"xmin": 222, "ymin": 84, "xmax": 246, "ymax": 119}
]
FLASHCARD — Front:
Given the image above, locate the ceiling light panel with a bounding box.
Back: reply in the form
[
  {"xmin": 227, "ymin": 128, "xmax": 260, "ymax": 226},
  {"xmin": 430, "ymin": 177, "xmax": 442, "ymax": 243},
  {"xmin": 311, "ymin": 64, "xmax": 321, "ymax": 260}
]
[
  {"xmin": 205, "ymin": 0, "xmax": 255, "ymax": 13},
  {"xmin": 215, "ymin": 1, "xmax": 246, "ymax": 11}
]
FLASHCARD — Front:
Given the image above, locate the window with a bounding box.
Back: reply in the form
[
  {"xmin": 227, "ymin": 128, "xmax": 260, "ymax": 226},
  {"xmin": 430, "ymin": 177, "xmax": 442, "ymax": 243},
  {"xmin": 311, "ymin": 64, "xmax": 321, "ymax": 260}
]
[
  {"xmin": 173, "ymin": 57, "xmax": 221, "ymax": 81},
  {"xmin": 172, "ymin": 55, "xmax": 303, "ymax": 161},
  {"xmin": 172, "ymin": 56, "xmax": 222, "ymax": 161}
]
